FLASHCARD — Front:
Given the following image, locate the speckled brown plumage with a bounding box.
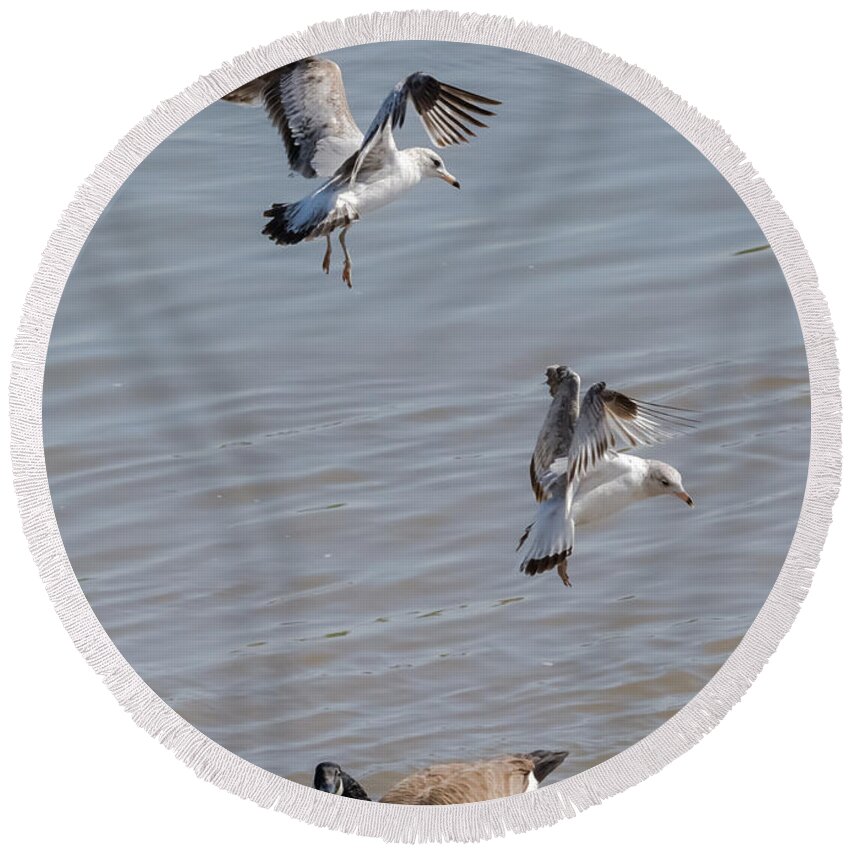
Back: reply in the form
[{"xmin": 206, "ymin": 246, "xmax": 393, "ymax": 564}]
[{"xmin": 379, "ymin": 751, "xmax": 568, "ymax": 805}]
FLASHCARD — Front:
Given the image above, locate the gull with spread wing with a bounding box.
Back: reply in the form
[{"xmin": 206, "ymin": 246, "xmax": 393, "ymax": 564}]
[
  {"xmin": 224, "ymin": 57, "xmax": 500, "ymax": 287},
  {"xmin": 517, "ymin": 365, "xmax": 696, "ymax": 587}
]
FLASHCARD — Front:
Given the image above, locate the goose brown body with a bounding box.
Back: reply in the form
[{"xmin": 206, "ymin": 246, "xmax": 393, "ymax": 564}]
[{"xmin": 380, "ymin": 756, "xmax": 540, "ymax": 804}]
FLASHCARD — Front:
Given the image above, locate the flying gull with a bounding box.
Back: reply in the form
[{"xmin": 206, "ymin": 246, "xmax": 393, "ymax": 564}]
[
  {"xmin": 516, "ymin": 365, "xmax": 696, "ymax": 586},
  {"xmin": 223, "ymin": 57, "xmax": 500, "ymax": 287}
]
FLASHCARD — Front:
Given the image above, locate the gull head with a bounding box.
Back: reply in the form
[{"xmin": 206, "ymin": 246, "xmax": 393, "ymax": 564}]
[
  {"xmin": 545, "ymin": 364, "xmax": 568, "ymax": 395},
  {"xmin": 646, "ymin": 460, "xmax": 693, "ymax": 507},
  {"xmin": 313, "ymin": 762, "xmax": 344, "ymax": 795},
  {"xmin": 412, "ymin": 148, "xmax": 460, "ymax": 188},
  {"xmin": 544, "ymin": 364, "xmax": 579, "ymax": 398}
]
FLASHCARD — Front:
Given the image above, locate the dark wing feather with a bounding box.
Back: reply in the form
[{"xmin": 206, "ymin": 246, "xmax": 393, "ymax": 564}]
[
  {"xmin": 552, "ymin": 383, "xmax": 698, "ymax": 484},
  {"xmin": 362, "ymin": 72, "xmax": 500, "ymax": 151},
  {"xmin": 347, "ymin": 72, "xmax": 500, "ymax": 183}
]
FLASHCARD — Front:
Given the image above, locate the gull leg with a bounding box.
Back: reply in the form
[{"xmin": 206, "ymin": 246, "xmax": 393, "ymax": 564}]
[
  {"xmin": 339, "ymin": 226, "xmax": 353, "ymax": 288},
  {"xmin": 322, "ymin": 235, "xmax": 332, "ymax": 275},
  {"xmin": 557, "ymin": 558, "xmax": 572, "ymax": 588}
]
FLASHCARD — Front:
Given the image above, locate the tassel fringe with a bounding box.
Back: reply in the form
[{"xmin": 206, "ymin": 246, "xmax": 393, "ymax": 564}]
[{"xmin": 8, "ymin": 10, "xmax": 840, "ymax": 842}]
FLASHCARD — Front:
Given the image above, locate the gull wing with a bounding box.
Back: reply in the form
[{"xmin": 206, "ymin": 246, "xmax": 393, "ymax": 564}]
[
  {"xmin": 530, "ymin": 368, "xmax": 580, "ymax": 502},
  {"xmin": 347, "ymin": 72, "xmax": 500, "ymax": 184},
  {"xmin": 550, "ymin": 383, "xmax": 697, "ymax": 485},
  {"xmin": 226, "ymin": 57, "xmax": 364, "ymax": 178}
]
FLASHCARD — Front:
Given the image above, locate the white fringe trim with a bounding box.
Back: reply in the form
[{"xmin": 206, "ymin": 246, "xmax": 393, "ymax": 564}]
[{"xmin": 8, "ymin": 9, "xmax": 841, "ymax": 843}]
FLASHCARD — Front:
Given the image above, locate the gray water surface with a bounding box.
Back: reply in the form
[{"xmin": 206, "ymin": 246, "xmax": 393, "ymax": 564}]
[{"xmin": 44, "ymin": 42, "xmax": 809, "ymax": 797}]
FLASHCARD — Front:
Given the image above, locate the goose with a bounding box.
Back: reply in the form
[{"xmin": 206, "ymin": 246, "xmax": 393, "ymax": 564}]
[
  {"xmin": 312, "ymin": 750, "xmax": 568, "ymax": 804},
  {"xmin": 313, "ymin": 761, "xmax": 371, "ymax": 800},
  {"xmin": 517, "ymin": 365, "xmax": 696, "ymax": 586},
  {"xmin": 223, "ymin": 56, "xmax": 500, "ymax": 287}
]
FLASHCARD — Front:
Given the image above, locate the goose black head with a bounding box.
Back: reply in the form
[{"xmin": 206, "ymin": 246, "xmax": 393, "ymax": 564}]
[
  {"xmin": 313, "ymin": 762, "xmax": 344, "ymax": 795},
  {"xmin": 313, "ymin": 762, "xmax": 372, "ymax": 800}
]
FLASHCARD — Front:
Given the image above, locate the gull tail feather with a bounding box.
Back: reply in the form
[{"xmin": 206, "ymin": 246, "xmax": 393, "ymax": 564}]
[
  {"xmin": 262, "ymin": 202, "xmax": 311, "ymax": 245},
  {"xmin": 262, "ymin": 195, "xmax": 356, "ymax": 246},
  {"xmin": 516, "ymin": 496, "xmax": 574, "ymax": 577}
]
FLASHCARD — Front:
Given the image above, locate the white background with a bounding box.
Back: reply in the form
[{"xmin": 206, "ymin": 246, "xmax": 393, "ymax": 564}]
[{"xmin": 1, "ymin": 1, "xmax": 846, "ymax": 846}]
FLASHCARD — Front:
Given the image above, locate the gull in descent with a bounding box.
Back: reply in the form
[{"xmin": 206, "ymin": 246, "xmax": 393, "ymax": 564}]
[
  {"xmin": 516, "ymin": 365, "xmax": 696, "ymax": 587},
  {"xmin": 223, "ymin": 57, "xmax": 500, "ymax": 287}
]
